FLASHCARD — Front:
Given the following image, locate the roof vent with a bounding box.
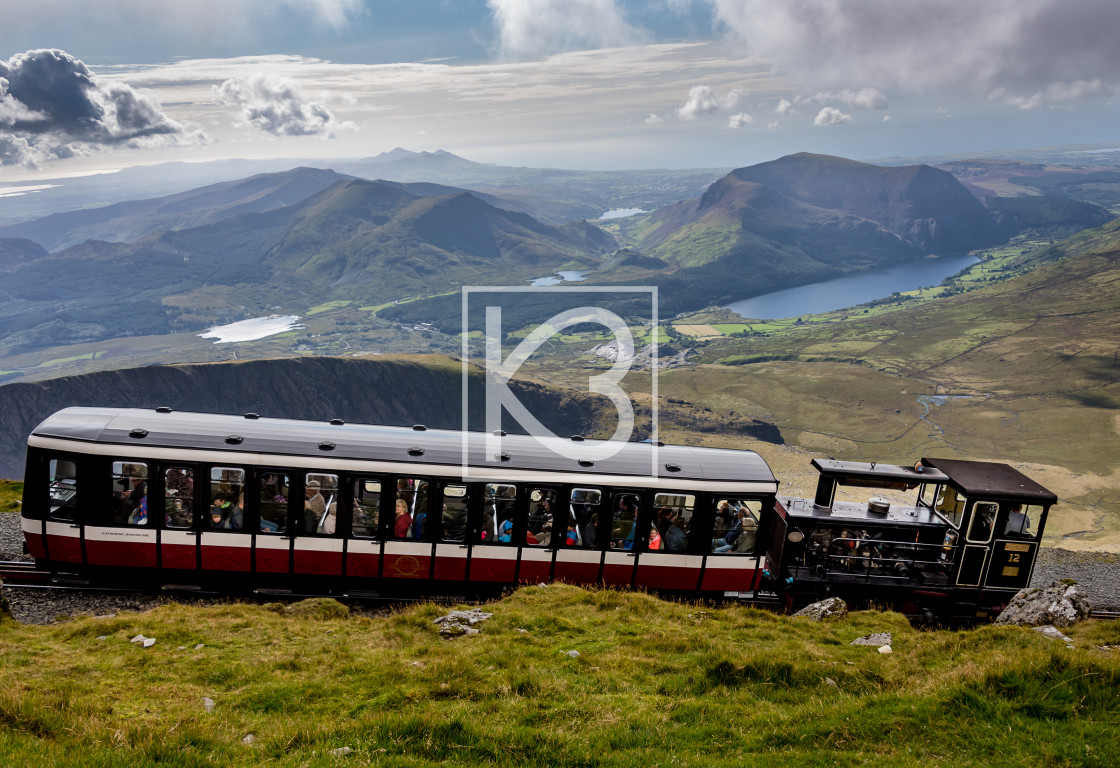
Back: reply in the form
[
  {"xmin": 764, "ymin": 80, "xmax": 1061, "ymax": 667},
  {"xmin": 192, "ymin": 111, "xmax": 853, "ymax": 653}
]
[
  {"xmin": 319, "ymin": 441, "xmax": 336, "ymax": 451},
  {"xmin": 499, "ymin": 452, "xmax": 511, "ymax": 462},
  {"xmin": 243, "ymin": 413, "xmax": 260, "ymax": 420},
  {"xmin": 225, "ymin": 434, "xmax": 243, "ymax": 444},
  {"xmin": 578, "ymin": 459, "xmax": 594, "ymax": 467},
  {"xmin": 571, "ymin": 435, "xmax": 585, "ymax": 442},
  {"xmin": 665, "ymin": 463, "xmax": 682, "ymax": 473},
  {"xmin": 330, "ymin": 418, "xmax": 344, "ymax": 426},
  {"xmin": 492, "ymin": 429, "xmax": 507, "ymax": 436},
  {"xmin": 155, "ymin": 406, "xmax": 172, "ymax": 414},
  {"xmin": 129, "ymin": 428, "xmax": 149, "ymax": 439},
  {"xmin": 408, "ymin": 446, "xmax": 425, "ymax": 456},
  {"xmin": 412, "ymin": 424, "xmax": 427, "ymax": 432}
]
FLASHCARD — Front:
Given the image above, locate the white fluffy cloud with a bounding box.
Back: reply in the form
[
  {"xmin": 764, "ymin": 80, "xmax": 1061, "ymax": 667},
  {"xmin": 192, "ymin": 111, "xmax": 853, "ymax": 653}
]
[
  {"xmin": 676, "ymin": 85, "xmax": 740, "ymax": 120},
  {"xmin": 215, "ymin": 74, "xmax": 354, "ymax": 137},
  {"xmin": 728, "ymin": 112, "xmax": 753, "ymax": 128},
  {"xmin": 707, "ymin": 0, "xmax": 1120, "ymax": 106},
  {"xmin": 0, "ymin": 49, "xmax": 198, "ymax": 167},
  {"xmin": 814, "ymin": 87, "xmax": 887, "ymax": 110},
  {"xmin": 813, "ymin": 106, "xmax": 851, "ymax": 126},
  {"xmin": 488, "ymin": 0, "xmax": 643, "ymax": 59}
]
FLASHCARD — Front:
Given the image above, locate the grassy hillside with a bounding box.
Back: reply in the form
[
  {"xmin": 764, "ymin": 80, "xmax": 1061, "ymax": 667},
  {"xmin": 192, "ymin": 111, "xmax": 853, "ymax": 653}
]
[{"xmin": 0, "ymin": 587, "xmax": 1117, "ymax": 767}]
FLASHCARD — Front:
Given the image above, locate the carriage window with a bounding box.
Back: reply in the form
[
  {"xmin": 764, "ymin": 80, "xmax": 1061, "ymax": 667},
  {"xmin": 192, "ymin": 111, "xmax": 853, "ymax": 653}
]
[
  {"xmin": 918, "ymin": 483, "xmax": 941, "ymax": 509},
  {"xmin": 479, "ymin": 483, "xmax": 516, "ymax": 544},
  {"xmin": 568, "ymin": 488, "xmax": 601, "ymax": 549},
  {"xmin": 352, "ymin": 478, "xmax": 382, "ymax": 539},
  {"xmin": 48, "ymin": 458, "xmax": 78, "ymax": 522},
  {"xmin": 258, "ymin": 472, "xmax": 289, "ymax": 534},
  {"xmin": 526, "ymin": 488, "xmax": 557, "ymax": 547},
  {"xmin": 303, "ymin": 473, "xmax": 339, "ymax": 535},
  {"xmin": 653, "ymin": 493, "xmax": 695, "ymax": 553},
  {"xmin": 164, "ymin": 467, "xmax": 195, "ymax": 529},
  {"xmin": 112, "ymin": 461, "xmax": 149, "ymax": 526},
  {"xmin": 711, "ymin": 499, "xmax": 760, "ymax": 555},
  {"xmin": 608, "ymin": 492, "xmax": 640, "ymax": 550},
  {"xmin": 968, "ymin": 501, "xmax": 998, "ymax": 543},
  {"xmin": 394, "ymin": 477, "xmax": 430, "ymax": 540},
  {"xmin": 935, "ymin": 487, "xmax": 966, "ymax": 528},
  {"xmin": 209, "ymin": 467, "xmax": 245, "ymax": 531},
  {"xmin": 1003, "ymin": 504, "xmax": 1039, "ymax": 539},
  {"xmin": 441, "ymin": 485, "xmax": 470, "ymax": 543}
]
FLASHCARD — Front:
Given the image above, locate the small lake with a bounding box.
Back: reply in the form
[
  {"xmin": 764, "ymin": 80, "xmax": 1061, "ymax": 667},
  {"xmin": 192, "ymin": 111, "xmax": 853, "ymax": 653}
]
[
  {"xmin": 529, "ymin": 270, "xmax": 590, "ymax": 287},
  {"xmin": 599, "ymin": 208, "xmax": 647, "ymax": 220},
  {"xmin": 724, "ymin": 254, "xmax": 979, "ymax": 320},
  {"xmin": 198, "ymin": 315, "xmax": 304, "ymax": 343}
]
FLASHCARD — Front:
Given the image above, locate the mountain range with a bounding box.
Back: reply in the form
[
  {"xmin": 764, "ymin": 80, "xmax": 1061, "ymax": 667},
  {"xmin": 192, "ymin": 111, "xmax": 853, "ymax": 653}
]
[{"xmin": 0, "ymin": 149, "xmax": 1114, "ymax": 360}]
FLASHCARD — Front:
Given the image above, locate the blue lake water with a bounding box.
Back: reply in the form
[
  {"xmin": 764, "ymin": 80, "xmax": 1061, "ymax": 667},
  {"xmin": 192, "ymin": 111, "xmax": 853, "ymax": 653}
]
[
  {"xmin": 198, "ymin": 315, "xmax": 303, "ymax": 343},
  {"xmin": 724, "ymin": 254, "xmax": 979, "ymax": 320},
  {"xmin": 599, "ymin": 208, "xmax": 647, "ymax": 220},
  {"xmin": 529, "ymin": 270, "xmax": 590, "ymax": 286}
]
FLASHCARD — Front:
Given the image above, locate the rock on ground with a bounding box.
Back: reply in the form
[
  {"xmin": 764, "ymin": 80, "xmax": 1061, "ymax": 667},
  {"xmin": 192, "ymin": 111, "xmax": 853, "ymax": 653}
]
[
  {"xmin": 793, "ymin": 597, "xmax": 848, "ymax": 620},
  {"xmin": 996, "ymin": 581, "xmax": 1093, "ymax": 627}
]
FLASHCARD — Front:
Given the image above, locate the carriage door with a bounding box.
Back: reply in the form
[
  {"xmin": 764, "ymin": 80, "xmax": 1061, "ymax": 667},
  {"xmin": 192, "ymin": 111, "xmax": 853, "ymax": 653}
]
[
  {"xmin": 956, "ymin": 501, "xmax": 996, "ymax": 586},
  {"xmin": 293, "ymin": 472, "xmax": 344, "ymax": 577},
  {"xmin": 518, "ymin": 486, "xmax": 560, "ymax": 584},
  {"xmin": 199, "ymin": 466, "xmax": 251, "ymax": 574},
  {"xmin": 601, "ymin": 490, "xmax": 644, "ymax": 587},
  {"xmin": 160, "ymin": 465, "xmax": 200, "ymax": 573},
  {"xmin": 42, "ymin": 456, "xmax": 84, "ymax": 566},
  {"xmin": 254, "ymin": 470, "xmax": 293, "ymax": 578},
  {"xmin": 433, "ymin": 482, "xmax": 471, "ymax": 582}
]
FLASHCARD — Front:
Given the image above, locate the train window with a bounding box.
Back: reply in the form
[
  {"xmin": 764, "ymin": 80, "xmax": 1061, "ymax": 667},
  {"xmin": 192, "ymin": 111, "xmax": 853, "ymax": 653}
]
[
  {"xmin": 352, "ymin": 478, "xmax": 382, "ymax": 539},
  {"xmin": 394, "ymin": 478, "xmax": 430, "ymax": 540},
  {"xmin": 526, "ymin": 488, "xmax": 556, "ymax": 547},
  {"xmin": 441, "ymin": 485, "xmax": 470, "ymax": 543},
  {"xmin": 480, "ymin": 484, "xmax": 516, "ymax": 544},
  {"xmin": 112, "ymin": 461, "xmax": 149, "ymax": 526},
  {"xmin": 164, "ymin": 467, "xmax": 195, "ymax": 529},
  {"xmin": 967, "ymin": 501, "xmax": 998, "ymax": 543},
  {"xmin": 653, "ymin": 493, "xmax": 695, "ymax": 553},
  {"xmin": 935, "ymin": 487, "xmax": 967, "ymax": 528},
  {"xmin": 1003, "ymin": 504, "xmax": 1040, "ymax": 539},
  {"xmin": 258, "ymin": 472, "xmax": 289, "ymax": 534},
  {"xmin": 48, "ymin": 458, "xmax": 78, "ymax": 522},
  {"xmin": 303, "ymin": 473, "xmax": 339, "ymax": 535},
  {"xmin": 568, "ymin": 488, "xmax": 601, "ymax": 548},
  {"xmin": 918, "ymin": 483, "xmax": 940, "ymax": 509},
  {"xmin": 711, "ymin": 499, "xmax": 761, "ymax": 555},
  {"xmin": 608, "ymin": 493, "xmax": 639, "ymax": 550},
  {"xmin": 209, "ymin": 467, "xmax": 245, "ymax": 531}
]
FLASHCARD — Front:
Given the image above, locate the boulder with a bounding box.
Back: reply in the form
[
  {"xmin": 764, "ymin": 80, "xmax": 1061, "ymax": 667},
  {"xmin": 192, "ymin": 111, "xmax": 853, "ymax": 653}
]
[
  {"xmin": 996, "ymin": 581, "xmax": 1092, "ymax": 627},
  {"xmin": 434, "ymin": 609, "xmax": 493, "ymax": 638},
  {"xmin": 793, "ymin": 597, "xmax": 848, "ymax": 620},
  {"xmin": 851, "ymin": 632, "xmax": 893, "ymax": 647}
]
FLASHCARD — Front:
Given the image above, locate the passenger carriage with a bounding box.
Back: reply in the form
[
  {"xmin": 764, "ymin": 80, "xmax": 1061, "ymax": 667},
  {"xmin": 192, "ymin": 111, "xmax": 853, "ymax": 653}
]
[{"xmin": 22, "ymin": 407, "xmax": 779, "ymax": 598}]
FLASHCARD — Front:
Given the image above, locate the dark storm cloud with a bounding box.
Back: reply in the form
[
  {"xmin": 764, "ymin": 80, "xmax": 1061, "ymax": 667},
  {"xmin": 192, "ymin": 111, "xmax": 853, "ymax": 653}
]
[{"xmin": 0, "ymin": 49, "xmax": 194, "ymax": 167}]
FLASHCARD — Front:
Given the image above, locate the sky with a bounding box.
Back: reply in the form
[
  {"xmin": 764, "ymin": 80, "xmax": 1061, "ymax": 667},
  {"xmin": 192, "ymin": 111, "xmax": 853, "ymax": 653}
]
[{"xmin": 2, "ymin": 0, "xmax": 1119, "ymax": 181}]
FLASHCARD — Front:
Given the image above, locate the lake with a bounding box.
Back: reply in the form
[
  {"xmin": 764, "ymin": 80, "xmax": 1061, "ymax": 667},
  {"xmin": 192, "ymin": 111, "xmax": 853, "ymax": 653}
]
[
  {"xmin": 724, "ymin": 254, "xmax": 979, "ymax": 320},
  {"xmin": 198, "ymin": 315, "xmax": 304, "ymax": 343},
  {"xmin": 529, "ymin": 270, "xmax": 589, "ymax": 286},
  {"xmin": 599, "ymin": 208, "xmax": 647, "ymax": 220}
]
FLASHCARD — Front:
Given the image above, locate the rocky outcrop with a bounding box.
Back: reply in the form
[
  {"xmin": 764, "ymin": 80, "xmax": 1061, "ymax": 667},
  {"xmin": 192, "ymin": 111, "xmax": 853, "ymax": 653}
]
[
  {"xmin": 793, "ymin": 597, "xmax": 848, "ymax": 620},
  {"xmin": 996, "ymin": 581, "xmax": 1093, "ymax": 627}
]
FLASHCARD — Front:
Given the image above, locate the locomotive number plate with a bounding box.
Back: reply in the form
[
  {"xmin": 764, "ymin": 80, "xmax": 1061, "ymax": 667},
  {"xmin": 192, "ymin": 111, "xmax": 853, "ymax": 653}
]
[
  {"xmin": 1001, "ymin": 566, "xmax": 1020, "ymax": 577},
  {"xmin": 1004, "ymin": 543, "xmax": 1030, "ymax": 553}
]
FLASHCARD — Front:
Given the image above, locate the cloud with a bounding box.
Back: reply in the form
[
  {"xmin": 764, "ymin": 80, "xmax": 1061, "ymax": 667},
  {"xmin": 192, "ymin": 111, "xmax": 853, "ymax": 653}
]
[
  {"xmin": 728, "ymin": 112, "xmax": 753, "ymax": 128},
  {"xmin": 775, "ymin": 98, "xmax": 794, "ymax": 115},
  {"xmin": 707, "ymin": 0, "xmax": 1120, "ymax": 106},
  {"xmin": 676, "ymin": 85, "xmax": 740, "ymax": 120},
  {"xmin": 993, "ymin": 79, "xmax": 1115, "ymax": 110},
  {"xmin": 813, "ymin": 107, "xmax": 851, "ymax": 126},
  {"xmin": 644, "ymin": 112, "xmax": 664, "ymax": 124},
  {"xmin": 488, "ymin": 0, "xmax": 644, "ymax": 59},
  {"xmin": 0, "ymin": 49, "xmax": 196, "ymax": 167},
  {"xmin": 215, "ymin": 74, "xmax": 355, "ymax": 137},
  {"xmin": 813, "ymin": 87, "xmax": 887, "ymax": 110}
]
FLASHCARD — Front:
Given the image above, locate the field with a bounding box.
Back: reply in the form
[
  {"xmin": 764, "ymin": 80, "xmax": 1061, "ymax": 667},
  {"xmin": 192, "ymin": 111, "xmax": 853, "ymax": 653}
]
[{"xmin": 0, "ymin": 587, "xmax": 1117, "ymax": 767}]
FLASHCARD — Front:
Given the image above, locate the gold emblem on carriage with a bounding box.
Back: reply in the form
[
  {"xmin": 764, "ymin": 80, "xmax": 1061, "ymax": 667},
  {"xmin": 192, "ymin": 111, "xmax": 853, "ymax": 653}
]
[{"xmin": 393, "ymin": 555, "xmax": 421, "ymax": 577}]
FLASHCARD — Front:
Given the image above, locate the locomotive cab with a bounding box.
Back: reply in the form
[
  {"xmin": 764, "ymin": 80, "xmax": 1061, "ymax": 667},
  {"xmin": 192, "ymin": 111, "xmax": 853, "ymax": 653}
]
[{"xmin": 776, "ymin": 457, "xmax": 1056, "ymax": 621}]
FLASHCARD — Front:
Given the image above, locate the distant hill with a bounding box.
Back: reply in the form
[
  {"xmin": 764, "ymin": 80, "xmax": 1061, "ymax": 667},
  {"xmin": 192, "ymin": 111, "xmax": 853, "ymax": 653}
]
[
  {"xmin": 0, "ymin": 238, "xmax": 48, "ymax": 272},
  {"xmin": 0, "ymin": 177, "xmax": 616, "ymax": 352}
]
